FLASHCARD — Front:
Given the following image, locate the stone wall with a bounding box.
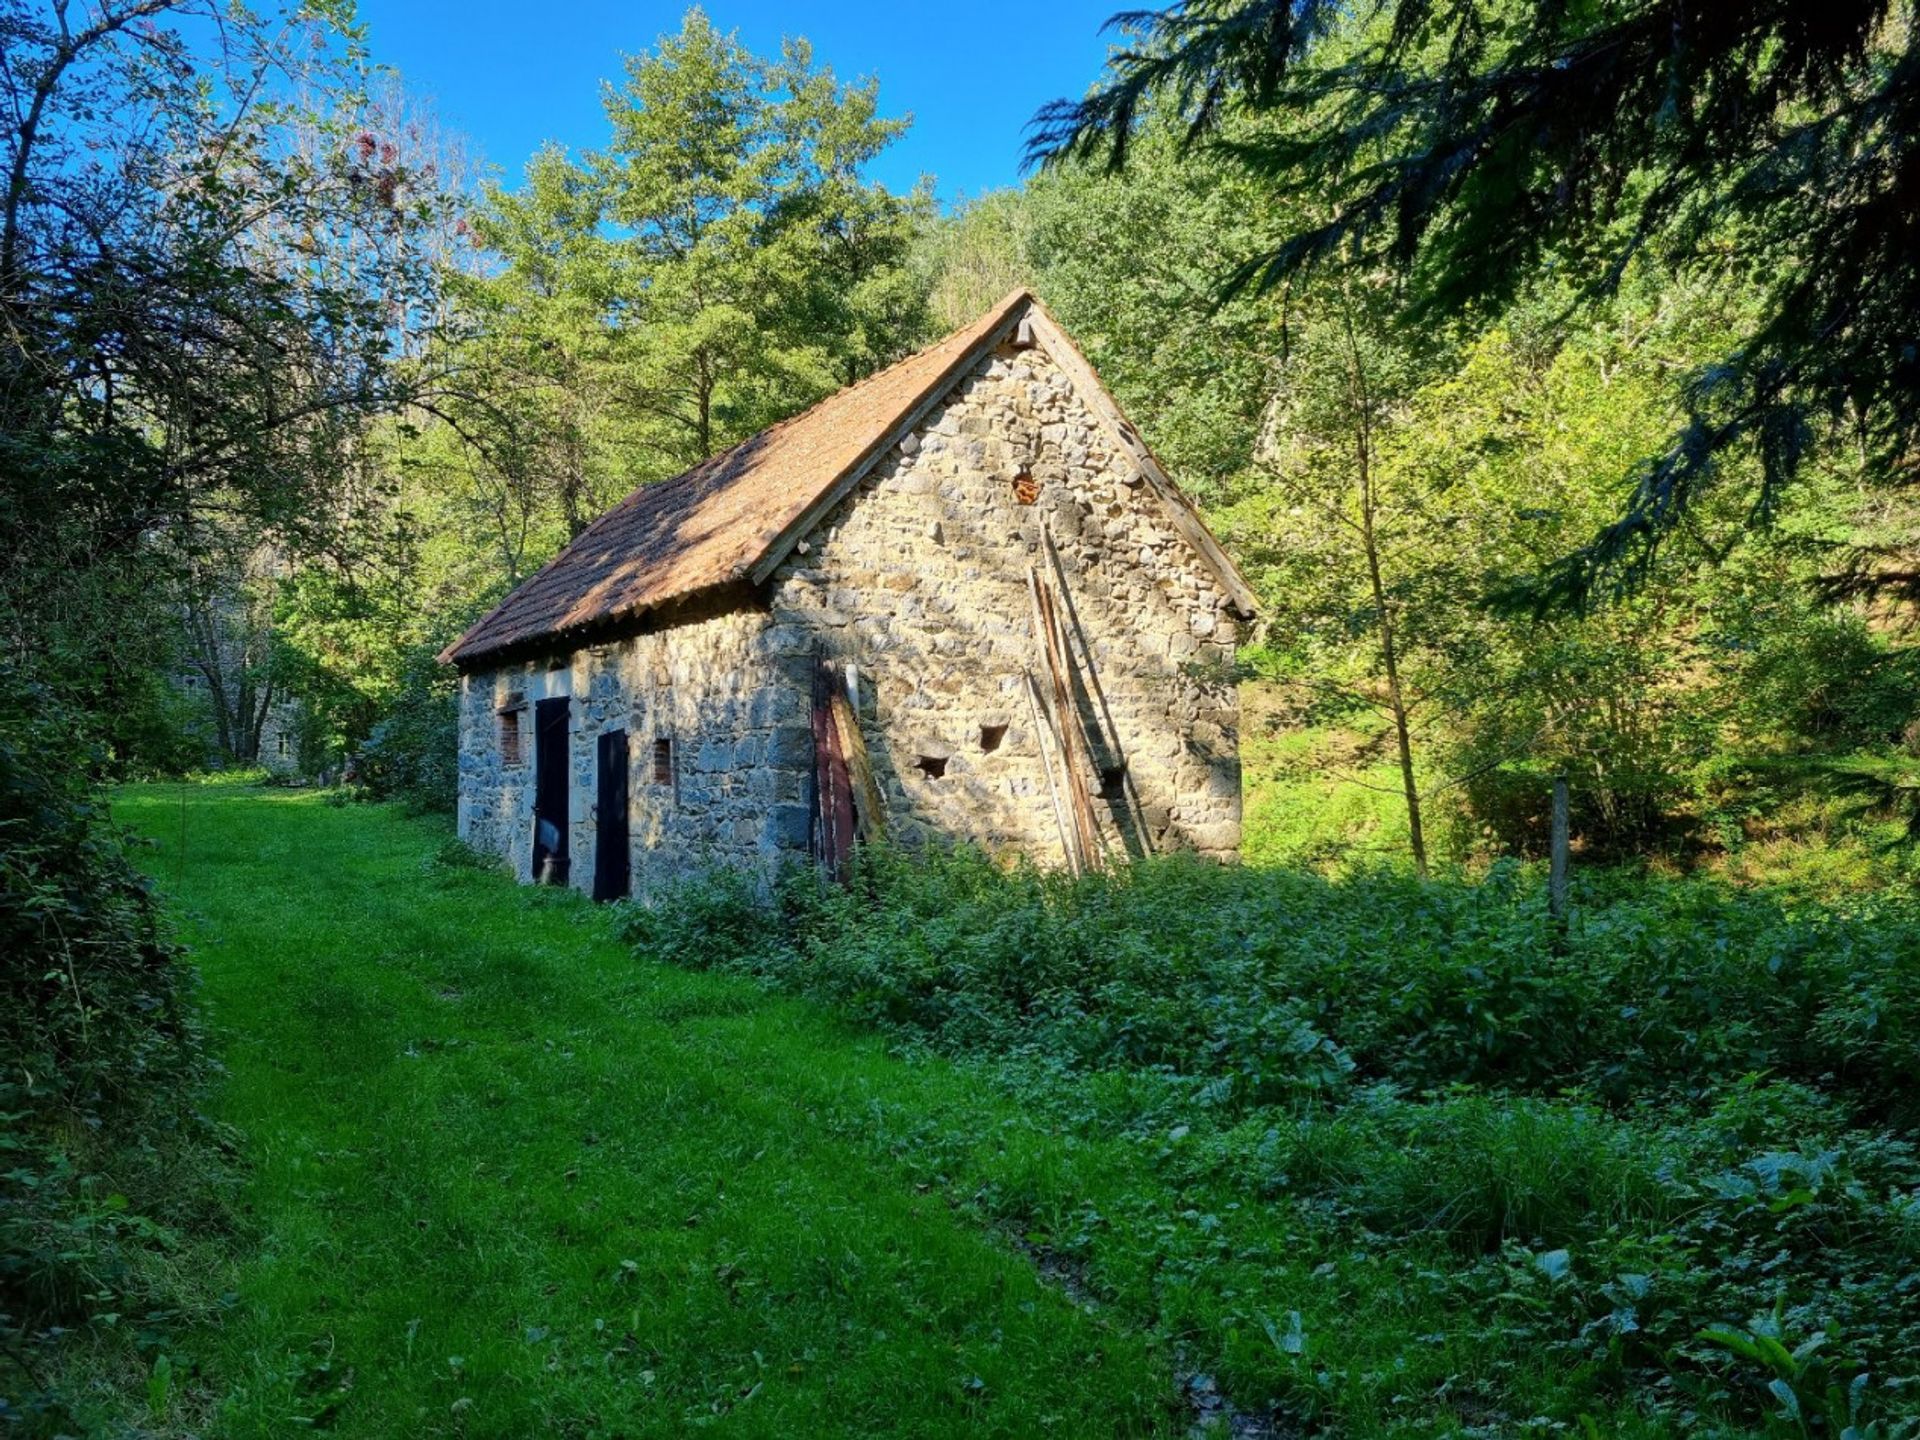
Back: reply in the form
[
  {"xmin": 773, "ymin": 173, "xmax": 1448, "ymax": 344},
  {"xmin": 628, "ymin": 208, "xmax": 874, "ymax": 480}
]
[
  {"xmin": 456, "ymin": 599, "xmax": 816, "ymax": 899},
  {"xmin": 770, "ymin": 335, "xmax": 1241, "ymax": 862},
  {"xmin": 256, "ymin": 701, "xmax": 302, "ymax": 776},
  {"xmin": 455, "ymin": 328, "xmax": 1242, "ymax": 894}
]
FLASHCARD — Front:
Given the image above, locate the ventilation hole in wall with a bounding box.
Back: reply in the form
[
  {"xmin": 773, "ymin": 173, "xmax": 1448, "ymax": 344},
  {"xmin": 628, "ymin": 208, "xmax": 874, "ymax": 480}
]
[
  {"xmin": 979, "ymin": 724, "xmax": 1007, "ymax": 754},
  {"xmin": 652, "ymin": 736, "xmax": 674, "ymax": 786},
  {"xmin": 1012, "ymin": 469, "xmax": 1040, "ymax": 505},
  {"xmin": 914, "ymin": 755, "xmax": 948, "ymax": 780},
  {"xmin": 1099, "ymin": 762, "xmax": 1128, "ymax": 801},
  {"xmin": 499, "ymin": 708, "xmax": 523, "ymax": 766}
]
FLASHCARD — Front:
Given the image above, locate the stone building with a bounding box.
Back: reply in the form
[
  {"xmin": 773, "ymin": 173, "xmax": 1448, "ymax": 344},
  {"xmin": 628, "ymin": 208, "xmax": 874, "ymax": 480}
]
[{"xmin": 440, "ymin": 291, "xmax": 1257, "ymax": 900}]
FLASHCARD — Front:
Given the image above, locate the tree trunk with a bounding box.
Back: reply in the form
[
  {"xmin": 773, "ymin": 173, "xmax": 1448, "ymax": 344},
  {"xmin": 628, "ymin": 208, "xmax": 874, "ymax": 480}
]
[
  {"xmin": 695, "ymin": 350, "xmax": 713, "ymax": 457},
  {"xmin": 240, "ymin": 675, "xmax": 274, "ymax": 763},
  {"xmin": 184, "ymin": 601, "xmax": 238, "ymax": 759},
  {"xmin": 1347, "ymin": 315, "xmax": 1429, "ymax": 878},
  {"xmin": 562, "ymin": 353, "xmax": 589, "ymax": 538},
  {"xmin": 1548, "ymin": 772, "xmax": 1570, "ymax": 946}
]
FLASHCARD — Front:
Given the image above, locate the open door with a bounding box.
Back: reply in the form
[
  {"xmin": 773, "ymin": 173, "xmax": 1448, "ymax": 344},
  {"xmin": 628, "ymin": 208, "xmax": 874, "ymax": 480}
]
[
  {"xmin": 531, "ymin": 696, "xmax": 570, "ymax": 885},
  {"xmin": 593, "ymin": 729, "xmax": 630, "ymax": 902},
  {"xmin": 810, "ymin": 661, "xmax": 855, "ymax": 882},
  {"xmin": 809, "ymin": 656, "xmax": 887, "ymax": 883}
]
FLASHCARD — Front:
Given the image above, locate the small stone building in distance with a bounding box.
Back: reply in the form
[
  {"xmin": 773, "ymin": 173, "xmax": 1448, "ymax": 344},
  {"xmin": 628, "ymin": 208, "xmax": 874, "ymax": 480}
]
[{"xmin": 439, "ymin": 291, "xmax": 1257, "ymax": 900}]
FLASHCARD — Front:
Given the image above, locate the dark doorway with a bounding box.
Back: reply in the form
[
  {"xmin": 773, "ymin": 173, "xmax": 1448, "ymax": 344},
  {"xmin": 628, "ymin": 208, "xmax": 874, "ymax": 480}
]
[
  {"xmin": 593, "ymin": 729, "xmax": 630, "ymax": 902},
  {"xmin": 532, "ymin": 696, "xmax": 570, "ymax": 886}
]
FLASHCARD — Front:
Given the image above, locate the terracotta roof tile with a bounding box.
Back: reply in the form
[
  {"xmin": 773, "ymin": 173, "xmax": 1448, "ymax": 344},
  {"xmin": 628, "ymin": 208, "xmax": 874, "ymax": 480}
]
[{"xmin": 441, "ymin": 289, "xmax": 1032, "ymax": 669}]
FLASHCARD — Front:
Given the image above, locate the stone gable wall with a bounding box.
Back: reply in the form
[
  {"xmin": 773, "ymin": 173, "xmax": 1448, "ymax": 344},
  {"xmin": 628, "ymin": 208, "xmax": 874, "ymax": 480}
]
[
  {"xmin": 256, "ymin": 699, "xmax": 304, "ymax": 775},
  {"xmin": 770, "ymin": 336, "xmax": 1240, "ymax": 861},
  {"xmin": 455, "ymin": 329, "xmax": 1242, "ymax": 893}
]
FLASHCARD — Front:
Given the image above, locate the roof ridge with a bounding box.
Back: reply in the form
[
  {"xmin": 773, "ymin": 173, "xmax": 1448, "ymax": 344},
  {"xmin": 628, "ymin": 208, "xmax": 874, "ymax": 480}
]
[{"xmin": 438, "ymin": 288, "xmax": 1037, "ymax": 668}]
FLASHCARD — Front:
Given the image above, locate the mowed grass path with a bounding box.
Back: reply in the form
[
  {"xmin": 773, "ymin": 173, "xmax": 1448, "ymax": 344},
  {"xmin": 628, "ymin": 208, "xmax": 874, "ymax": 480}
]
[{"xmin": 117, "ymin": 786, "xmax": 1176, "ymax": 1438}]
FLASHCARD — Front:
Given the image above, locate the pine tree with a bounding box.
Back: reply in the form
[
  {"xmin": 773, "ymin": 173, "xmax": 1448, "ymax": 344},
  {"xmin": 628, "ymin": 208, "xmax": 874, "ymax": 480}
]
[{"xmin": 1032, "ymin": 0, "xmax": 1920, "ymax": 606}]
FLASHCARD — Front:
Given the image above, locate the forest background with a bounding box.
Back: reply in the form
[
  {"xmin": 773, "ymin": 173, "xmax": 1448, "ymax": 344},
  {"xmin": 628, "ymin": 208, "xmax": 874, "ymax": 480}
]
[{"xmin": 12, "ymin": 3, "xmax": 1911, "ymax": 885}]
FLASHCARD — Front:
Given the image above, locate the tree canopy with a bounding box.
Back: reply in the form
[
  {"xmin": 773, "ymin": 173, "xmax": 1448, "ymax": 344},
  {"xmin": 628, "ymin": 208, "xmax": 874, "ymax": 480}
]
[
  {"xmin": 0, "ymin": 0, "xmax": 458, "ymax": 765},
  {"xmin": 269, "ymin": 10, "xmax": 937, "ymax": 776},
  {"xmin": 1032, "ymin": 0, "xmax": 1920, "ymax": 607}
]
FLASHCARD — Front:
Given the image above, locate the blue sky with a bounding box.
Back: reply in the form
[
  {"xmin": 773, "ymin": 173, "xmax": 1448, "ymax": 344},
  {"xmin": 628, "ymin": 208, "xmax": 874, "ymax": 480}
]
[{"xmin": 356, "ymin": 1, "xmax": 1124, "ymax": 203}]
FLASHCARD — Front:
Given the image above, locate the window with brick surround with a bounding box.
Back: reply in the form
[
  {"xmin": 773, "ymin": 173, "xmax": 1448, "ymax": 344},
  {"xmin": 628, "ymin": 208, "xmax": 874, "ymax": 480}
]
[{"xmin": 499, "ymin": 707, "xmax": 523, "ymax": 765}]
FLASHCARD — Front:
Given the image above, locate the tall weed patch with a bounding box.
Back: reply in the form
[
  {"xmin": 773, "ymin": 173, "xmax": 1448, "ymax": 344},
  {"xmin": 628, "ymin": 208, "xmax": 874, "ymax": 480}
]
[
  {"xmin": 627, "ymin": 846, "xmax": 1920, "ymax": 1434},
  {"xmin": 632, "ymin": 847, "xmax": 1919, "ymax": 1120}
]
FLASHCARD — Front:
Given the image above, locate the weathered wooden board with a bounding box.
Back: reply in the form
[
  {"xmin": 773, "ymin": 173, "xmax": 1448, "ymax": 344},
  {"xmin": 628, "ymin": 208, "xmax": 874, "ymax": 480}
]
[
  {"xmin": 828, "ymin": 685, "xmax": 888, "ymax": 844},
  {"xmin": 810, "ymin": 660, "xmax": 855, "ymax": 882}
]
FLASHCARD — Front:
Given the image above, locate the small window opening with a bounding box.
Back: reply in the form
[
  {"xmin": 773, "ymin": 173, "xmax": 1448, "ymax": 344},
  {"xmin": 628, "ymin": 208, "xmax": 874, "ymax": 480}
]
[
  {"xmin": 276, "ymin": 734, "xmax": 290, "ymax": 758},
  {"xmin": 652, "ymin": 736, "xmax": 674, "ymax": 786},
  {"xmin": 1099, "ymin": 762, "xmax": 1128, "ymax": 801},
  {"xmin": 979, "ymin": 724, "xmax": 1007, "ymax": 754},
  {"xmin": 914, "ymin": 754, "xmax": 948, "ymax": 780},
  {"xmin": 1012, "ymin": 469, "xmax": 1040, "ymax": 505},
  {"xmin": 499, "ymin": 708, "xmax": 523, "ymax": 765}
]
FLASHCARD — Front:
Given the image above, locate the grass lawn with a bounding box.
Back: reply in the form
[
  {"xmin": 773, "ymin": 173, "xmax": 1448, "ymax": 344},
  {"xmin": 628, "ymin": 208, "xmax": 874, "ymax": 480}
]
[
  {"xmin": 114, "ymin": 784, "xmax": 1178, "ymax": 1438},
  {"xmin": 112, "ymin": 784, "xmax": 1920, "ymax": 1439}
]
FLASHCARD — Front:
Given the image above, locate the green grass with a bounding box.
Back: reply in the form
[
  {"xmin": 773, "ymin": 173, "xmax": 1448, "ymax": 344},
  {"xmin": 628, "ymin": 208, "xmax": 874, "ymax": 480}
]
[
  {"xmin": 111, "ymin": 784, "xmax": 1920, "ymax": 1439},
  {"xmin": 113, "ymin": 785, "xmax": 1179, "ymax": 1437}
]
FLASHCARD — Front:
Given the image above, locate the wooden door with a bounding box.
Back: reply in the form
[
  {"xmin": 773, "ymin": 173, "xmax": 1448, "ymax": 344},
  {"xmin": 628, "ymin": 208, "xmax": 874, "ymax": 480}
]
[
  {"xmin": 593, "ymin": 729, "xmax": 630, "ymax": 902},
  {"xmin": 810, "ymin": 660, "xmax": 854, "ymax": 882},
  {"xmin": 531, "ymin": 696, "xmax": 570, "ymax": 886}
]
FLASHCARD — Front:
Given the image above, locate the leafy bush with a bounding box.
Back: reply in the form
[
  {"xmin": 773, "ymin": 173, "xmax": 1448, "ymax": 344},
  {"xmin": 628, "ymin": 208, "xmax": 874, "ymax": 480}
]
[
  {"xmin": 0, "ymin": 664, "xmax": 228, "ymax": 1433},
  {"xmin": 354, "ymin": 643, "xmax": 457, "ymax": 812},
  {"xmin": 1441, "ymin": 616, "xmax": 1723, "ymax": 861},
  {"xmin": 102, "ymin": 669, "xmax": 218, "ymax": 780},
  {"xmin": 1729, "ymin": 610, "xmax": 1920, "ymax": 751},
  {"xmin": 636, "ymin": 847, "xmax": 1920, "ymax": 1123}
]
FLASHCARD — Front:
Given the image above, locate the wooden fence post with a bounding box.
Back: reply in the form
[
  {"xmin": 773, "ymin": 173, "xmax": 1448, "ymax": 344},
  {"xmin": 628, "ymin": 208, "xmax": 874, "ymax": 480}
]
[{"xmin": 1548, "ymin": 773, "xmax": 1570, "ymax": 943}]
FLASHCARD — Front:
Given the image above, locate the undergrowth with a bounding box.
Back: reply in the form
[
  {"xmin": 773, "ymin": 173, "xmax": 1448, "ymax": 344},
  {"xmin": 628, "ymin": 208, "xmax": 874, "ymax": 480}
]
[
  {"xmin": 1, "ymin": 669, "xmax": 231, "ymax": 1435},
  {"xmin": 626, "ymin": 846, "xmax": 1920, "ymax": 1437}
]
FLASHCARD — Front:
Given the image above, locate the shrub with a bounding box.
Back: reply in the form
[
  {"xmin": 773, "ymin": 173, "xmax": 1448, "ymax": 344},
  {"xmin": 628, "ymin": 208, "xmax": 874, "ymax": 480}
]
[
  {"xmin": 638, "ymin": 846, "xmax": 1920, "ymax": 1124},
  {"xmin": 1729, "ymin": 611, "xmax": 1920, "ymax": 750},
  {"xmin": 1442, "ymin": 615, "xmax": 1721, "ymax": 862},
  {"xmin": 0, "ymin": 663, "xmax": 227, "ymax": 1432},
  {"xmin": 355, "ymin": 643, "xmax": 457, "ymax": 812}
]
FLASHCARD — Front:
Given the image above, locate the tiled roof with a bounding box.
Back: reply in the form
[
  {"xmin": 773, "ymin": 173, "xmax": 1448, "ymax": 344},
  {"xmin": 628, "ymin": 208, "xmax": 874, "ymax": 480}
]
[{"xmin": 440, "ymin": 289, "xmax": 1033, "ymax": 669}]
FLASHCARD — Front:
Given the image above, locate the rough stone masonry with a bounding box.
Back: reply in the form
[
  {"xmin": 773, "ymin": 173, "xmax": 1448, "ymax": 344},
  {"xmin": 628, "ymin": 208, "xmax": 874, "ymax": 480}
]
[{"xmin": 452, "ymin": 294, "xmax": 1248, "ymax": 899}]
